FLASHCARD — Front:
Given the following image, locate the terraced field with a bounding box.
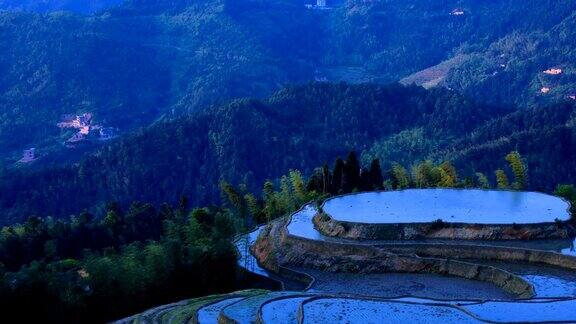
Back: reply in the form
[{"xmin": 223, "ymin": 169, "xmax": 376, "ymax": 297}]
[{"xmin": 117, "ymin": 190, "xmax": 576, "ymax": 323}]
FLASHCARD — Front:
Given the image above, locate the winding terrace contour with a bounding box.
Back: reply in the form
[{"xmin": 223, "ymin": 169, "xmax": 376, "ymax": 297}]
[
  {"xmin": 118, "ymin": 189, "xmax": 576, "ymax": 323},
  {"xmin": 314, "ymin": 189, "xmax": 573, "ymax": 240}
]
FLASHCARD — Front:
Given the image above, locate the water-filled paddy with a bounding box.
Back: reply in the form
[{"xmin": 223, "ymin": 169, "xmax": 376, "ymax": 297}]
[
  {"xmin": 473, "ymin": 260, "xmax": 576, "ymax": 298},
  {"xmin": 221, "ymin": 292, "xmax": 295, "ymax": 323},
  {"xmin": 196, "ymin": 297, "xmax": 244, "ymax": 324},
  {"xmin": 323, "ymin": 189, "xmax": 570, "ymax": 224},
  {"xmin": 462, "ymin": 299, "xmax": 576, "ymax": 322},
  {"xmin": 302, "ymin": 298, "xmax": 481, "ymax": 323},
  {"xmin": 235, "ymin": 226, "xmax": 269, "ymax": 276},
  {"xmin": 287, "ymin": 203, "xmax": 576, "ymax": 255},
  {"xmin": 302, "ymin": 268, "xmax": 512, "ymax": 300},
  {"xmin": 261, "ymin": 296, "xmax": 311, "ymax": 323}
]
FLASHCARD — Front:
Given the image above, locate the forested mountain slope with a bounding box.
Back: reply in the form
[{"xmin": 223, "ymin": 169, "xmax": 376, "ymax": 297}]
[
  {"xmin": 444, "ymin": 11, "xmax": 576, "ymax": 108},
  {"xmin": 0, "ymin": 0, "xmax": 122, "ymax": 13},
  {"xmin": 441, "ymin": 102, "xmax": 576, "ymax": 191},
  {"xmin": 0, "ymin": 0, "xmax": 317, "ymax": 162},
  {"xmin": 0, "ymin": 83, "xmax": 507, "ymax": 224},
  {"xmin": 2, "ymin": 82, "xmax": 575, "ymax": 225},
  {"xmin": 2, "ymin": 0, "xmax": 575, "ymax": 163}
]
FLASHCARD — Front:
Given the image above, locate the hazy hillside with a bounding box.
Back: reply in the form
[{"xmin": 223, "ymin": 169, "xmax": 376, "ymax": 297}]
[
  {"xmin": 440, "ymin": 102, "xmax": 576, "ymax": 190},
  {"xmin": 0, "ymin": 82, "xmax": 507, "ymax": 224},
  {"xmin": 444, "ymin": 11, "xmax": 576, "ymax": 108},
  {"xmin": 0, "ymin": 0, "xmax": 122, "ymax": 13},
  {"xmin": 4, "ymin": 1, "xmax": 576, "ymax": 322},
  {"xmin": 0, "ymin": 0, "xmax": 317, "ymax": 162},
  {"xmin": 2, "ymin": 0, "xmax": 576, "ymax": 164}
]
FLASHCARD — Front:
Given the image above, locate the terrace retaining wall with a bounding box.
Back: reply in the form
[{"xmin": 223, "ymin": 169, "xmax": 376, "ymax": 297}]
[
  {"xmin": 377, "ymin": 243, "xmax": 576, "ymax": 270},
  {"xmin": 251, "ymin": 218, "xmax": 535, "ymax": 299},
  {"xmin": 313, "ymin": 212, "xmax": 574, "ymax": 241}
]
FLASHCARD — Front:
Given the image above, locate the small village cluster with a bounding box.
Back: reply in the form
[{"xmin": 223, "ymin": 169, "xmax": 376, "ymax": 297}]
[
  {"xmin": 540, "ymin": 67, "xmax": 575, "ymax": 99},
  {"xmin": 57, "ymin": 113, "xmax": 116, "ymax": 144},
  {"xmin": 305, "ymin": 0, "xmax": 329, "ymax": 10},
  {"xmin": 450, "ymin": 8, "xmax": 465, "ymax": 16},
  {"xmin": 18, "ymin": 113, "xmax": 117, "ymax": 164}
]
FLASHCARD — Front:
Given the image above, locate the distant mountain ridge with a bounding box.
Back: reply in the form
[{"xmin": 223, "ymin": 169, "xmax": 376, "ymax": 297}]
[
  {"xmin": 0, "ymin": 0, "xmax": 122, "ymax": 13},
  {"xmin": 2, "ymin": 0, "xmax": 576, "ymax": 163},
  {"xmin": 2, "ymin": 1, "xmax": 576, "ymax": 224},
  {"xmin": 0, "ymin": 82, "xmax": 509, "ymax": 224},
  {"xmin": 444, "ymin": 11, "xmax": 576, "ymax": 108}
]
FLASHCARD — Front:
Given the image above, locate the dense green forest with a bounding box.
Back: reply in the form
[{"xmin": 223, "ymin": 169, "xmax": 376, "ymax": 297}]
[
  {"xmin": 0, "ymin": 82, "xmax": 511, "ymax": 224},
  {"xmin": 2, "ymin": 82, "xmax": 576, "ymax": 224},
  {"xmin": 0, "ymin": 0, "xmax": 122, "ymax": 13},
  {"xmin": 2, "ymin": 0, "xmax": 576, "ymax": 162},
  {"xmin": 3, "ymin": 149, "xmax": 575, "ymax": 322},
  {"xmin": 439, "ymin": 102, "xmax": 576, "ymax": 188},
  {"xmin": 445, "ymin": 11, "xmax": 576, "ymax": 108},
  {"xmin": 0, "ymin": 198, "xmax": 241, "ymax": 322},
  {"xmin": 3, "ymin": 0, "xmax": 576, "ymax": 321}
]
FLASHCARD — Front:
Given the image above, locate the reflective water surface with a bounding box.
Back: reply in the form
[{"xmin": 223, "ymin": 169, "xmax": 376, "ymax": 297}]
[{"xmin": 323, "ymin": 189, "xmax": 570, "ymax": 224}]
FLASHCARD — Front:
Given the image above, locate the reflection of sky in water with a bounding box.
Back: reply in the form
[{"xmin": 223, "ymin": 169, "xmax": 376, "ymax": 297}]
[
  {"xmin": 303, "ymin": 298, "xmax": 480, "ymax": 323},
  {"xmin": 463, "ymin": 299, "xmax": 576, "ymax": 322},
  {"xmin": 287, "ymin": 205, "xmax": 327, "ymax": 240},
  {"xmin": 197, "ymin": 297, "xmax": 244, "ymax": 324},
  {"xmin": 323, "ymin": 189, "xmax": 570, "ymax": 224},
  {"xmin": 234, "ymin": 202, "xmax": 576, "ymax": 322},
  {"xmin": 561, "ymin": 239, "xmax": 576, "ymax": 255},
  {"xmin": 261, "ymin": 297, "xmax": 310, "ymax": 323},
  {"xmin": 522, "ymin": 274, "xmax": 576, "ymax": 297},
  {"xmin": 222, "ymin": 292, "xmax": 295, "ymax": 323},
  {"xmin": 235, "ymin": 226, "xmax": 269, "ymax": 276}
]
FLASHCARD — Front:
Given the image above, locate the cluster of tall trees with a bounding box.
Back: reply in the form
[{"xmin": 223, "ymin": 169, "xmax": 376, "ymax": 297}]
[
  {"xmin": 307, "ymin": 152, "xmax": 384, "ymax": 195},
  {"xmin": 304, "ymin": 150, "xmax": 529, "ymax": 195},
  {"xmin": 2, "ymin": 82, "xmax": 505, "ymax": 225},
  {"xmin": 0, "ymin": 200, "xmax": 240, "ymax": 322},
  {"xmin": 194, "ymin": 150, "xmax": 532, "ymax": 231},
  {"xmin": 1, "ymin": 148, "xmax": 575, "ymax": 322},
  {"xmin": 221, "ymin": 169, "xmax": 318, "ymax": 226},
  {"xmin": 220, "ymin": 150, "xmax": 542, "ymax": 231},
  {"xmin": 3, "ymin": 83, "xmax": 575, "ymax": 226}
]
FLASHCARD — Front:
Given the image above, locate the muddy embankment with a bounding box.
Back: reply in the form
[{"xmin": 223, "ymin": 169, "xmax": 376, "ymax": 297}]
[
  {"xmin": 313, "ymin": 212, "xmax": 574, "ymax": 241},
  {"xmin": 252, "ymin": 218, "xmax": 535, "ymax": 298}
]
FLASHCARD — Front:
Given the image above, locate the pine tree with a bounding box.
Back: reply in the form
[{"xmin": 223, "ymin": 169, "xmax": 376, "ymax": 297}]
[
  {"xmin": 220, "ymin": 181, "xmax": 243, "ymax": 211},
  {"xmin": 495, "ymin": 169, "xmax": 509, "ymax": 189},
  {"xmin": 359, "ymin": 168, "xmax": 372, "ymax": 191},
  {"xmin": 289, "ymin": 170, "xmax": 308, "ymax": 204},
  {"xmin": 279, "ymin": 175, "xmax": 294, "ymax": 211},
  {"xmin": 331, "ymin": 158, "xmax": 345, "ymax": 193},
  {"xmin": 244, "ymin": 193, "xmax": 262, "ymax": 223},
  {"xmin": 343, "ymin": 151, "xmax": 360, "ymax": 192},
  {"xmin": 438, "ymin": 168, "xmax": 455, "ymax": 187},
  {"xmin": 438, "ymin": 161, "xmax": 458, "ymax": 187},
  {"xmin": 413, "ymin": 160, "xmax": 436, "ymax": 188},
  {"xmin": 262, "ymin": 181, "xmax": 277, "ymax": 222},
  {"xmin": 177, "ymin": 196, "xmax": 189, "ymax": 218},
  {"xmin": 306, "ymin": 167, "xmax": 324, "ymax": 194},
  {"xmin": 475, "ymin": 172, "xmax": 490, "ymax": 189},
  {"xmin": 103, "ymin": 210, "xmax": 121, "ymax": 232},
  {"xmin": 505, "ymin": 151, "xmax": 528, "ymax": 190},
  {"xmin": 369, "ymin": 159, "xmax": 384, "ymax": 190},
  {"xmin": 322, "ymin": 163, "xmax": 331, "ymax": 194},
  {"xmin": 262, "ymin": 181, "xmax": 275, "ymax": 202},
  {"xmin": 391, "ymin": 163, "xmax": 410, "ymax": 189}
]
